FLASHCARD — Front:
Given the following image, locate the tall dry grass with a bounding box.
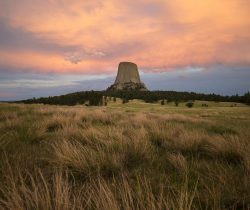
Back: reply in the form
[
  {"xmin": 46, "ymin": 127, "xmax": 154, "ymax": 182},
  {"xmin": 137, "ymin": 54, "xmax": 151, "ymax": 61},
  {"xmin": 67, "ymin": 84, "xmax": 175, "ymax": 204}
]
[
  {"xmin": 0, "ymin": 103, "xmax": 250, "ymax": 209},
  {"xmin": 0, "ymin": 161, "xmax": 198, "ymax": 210}
]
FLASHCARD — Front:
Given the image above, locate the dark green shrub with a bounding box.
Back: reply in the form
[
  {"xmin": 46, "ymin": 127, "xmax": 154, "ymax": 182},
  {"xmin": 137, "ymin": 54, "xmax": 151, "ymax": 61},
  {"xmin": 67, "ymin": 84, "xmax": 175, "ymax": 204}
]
[
  {"xmin": 186, "ymin": 101, "xmax": 194, "ymax": 108},
  {"xmin": 122, "ymin": 98, "xmax": 129, "ymax": 104}
]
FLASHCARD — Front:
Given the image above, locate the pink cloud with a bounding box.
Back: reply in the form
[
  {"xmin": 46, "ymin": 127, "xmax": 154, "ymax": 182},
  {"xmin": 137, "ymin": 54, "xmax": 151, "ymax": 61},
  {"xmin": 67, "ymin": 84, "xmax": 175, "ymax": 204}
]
[{"xmin": 0, "ymin": 0, "xmax": 249, "ymax": 74}]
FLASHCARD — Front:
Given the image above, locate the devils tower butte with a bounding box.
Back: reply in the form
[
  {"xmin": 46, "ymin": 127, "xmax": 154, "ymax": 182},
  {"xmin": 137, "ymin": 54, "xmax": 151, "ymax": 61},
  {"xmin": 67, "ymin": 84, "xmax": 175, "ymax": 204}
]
[
  {"xmin": 107, "ymin": 62, "xmax": 148, "ymax": 91},
  {"xmin": 115, "ymin": 62, "xmax": 141, "ymax": 84}
]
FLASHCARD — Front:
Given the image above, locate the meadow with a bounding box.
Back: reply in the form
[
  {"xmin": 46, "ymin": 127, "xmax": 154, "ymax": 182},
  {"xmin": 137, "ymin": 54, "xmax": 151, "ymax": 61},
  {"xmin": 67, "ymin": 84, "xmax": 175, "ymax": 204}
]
[{"xmin": 0, "ymin": 100, "xmax": 250, "ymax": 210}]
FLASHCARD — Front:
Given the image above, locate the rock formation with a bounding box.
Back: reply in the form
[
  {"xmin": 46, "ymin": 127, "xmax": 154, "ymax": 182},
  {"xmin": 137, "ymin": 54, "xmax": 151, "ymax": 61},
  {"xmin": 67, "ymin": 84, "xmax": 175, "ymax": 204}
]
[{"xmin": 107, "ymin": 62, "xmax": 148, "ymax": 91}]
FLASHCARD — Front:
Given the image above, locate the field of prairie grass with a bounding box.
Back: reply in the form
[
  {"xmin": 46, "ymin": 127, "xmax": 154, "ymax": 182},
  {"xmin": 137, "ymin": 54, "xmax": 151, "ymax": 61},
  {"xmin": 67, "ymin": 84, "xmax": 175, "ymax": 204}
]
[{"xmin": 0, "ymin": 101, "xmax": 250, "ymax": 210}]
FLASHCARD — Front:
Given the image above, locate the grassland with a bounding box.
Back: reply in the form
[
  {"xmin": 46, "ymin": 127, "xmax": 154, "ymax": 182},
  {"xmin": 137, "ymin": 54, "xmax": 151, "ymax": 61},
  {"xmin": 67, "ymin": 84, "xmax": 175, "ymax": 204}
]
[{"xmin": 0, "ymin": 100, "xmax": 250, "ymax": 210}]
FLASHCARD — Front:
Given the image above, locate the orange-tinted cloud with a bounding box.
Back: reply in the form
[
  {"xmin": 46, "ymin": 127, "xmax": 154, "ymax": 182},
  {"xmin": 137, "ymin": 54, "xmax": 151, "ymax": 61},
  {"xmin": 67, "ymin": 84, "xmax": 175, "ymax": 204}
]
[{"xmin": 0, "ymin": 0, "xmax": 250, "ymax": 73}]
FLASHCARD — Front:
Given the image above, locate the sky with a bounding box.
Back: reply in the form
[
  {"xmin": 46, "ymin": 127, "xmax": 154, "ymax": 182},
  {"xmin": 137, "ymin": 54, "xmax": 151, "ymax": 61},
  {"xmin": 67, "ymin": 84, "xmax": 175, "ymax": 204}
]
[{"xmin": 0, "ymin": 0, "xmax": 250, "ymax": 100}]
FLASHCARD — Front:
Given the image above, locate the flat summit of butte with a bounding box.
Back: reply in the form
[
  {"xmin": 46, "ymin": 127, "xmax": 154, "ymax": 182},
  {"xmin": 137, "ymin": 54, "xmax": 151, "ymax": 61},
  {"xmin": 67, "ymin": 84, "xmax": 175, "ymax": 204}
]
[{"xmin": 107, "ymin": 62, "xmax": 148, "ymax": 91}]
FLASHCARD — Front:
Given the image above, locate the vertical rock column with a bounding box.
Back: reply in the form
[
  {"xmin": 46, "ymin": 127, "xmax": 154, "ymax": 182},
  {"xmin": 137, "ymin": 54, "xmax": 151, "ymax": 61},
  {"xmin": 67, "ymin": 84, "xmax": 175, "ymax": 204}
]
[
  {"xmin": 107, "ymin": 62, "xmax": 148, "ymax": 91},
  {"xmin": 115, "ymin": 62, "xmax": 141, "ymax": 84}
]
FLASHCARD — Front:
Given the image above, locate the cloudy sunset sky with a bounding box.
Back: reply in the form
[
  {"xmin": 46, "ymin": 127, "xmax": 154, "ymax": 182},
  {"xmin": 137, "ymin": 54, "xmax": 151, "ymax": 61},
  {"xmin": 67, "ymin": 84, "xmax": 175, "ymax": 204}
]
[{"xmin": 0, "ymin": 0, "xmax": 250, "ymax": 100}]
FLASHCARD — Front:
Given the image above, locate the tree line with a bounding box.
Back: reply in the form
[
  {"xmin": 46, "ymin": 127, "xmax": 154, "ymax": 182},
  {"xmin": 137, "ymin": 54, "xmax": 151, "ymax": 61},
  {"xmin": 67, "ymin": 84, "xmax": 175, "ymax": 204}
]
[{"xmin": 18, "ymin": 90, "xmax": 250, "ymax": 106}]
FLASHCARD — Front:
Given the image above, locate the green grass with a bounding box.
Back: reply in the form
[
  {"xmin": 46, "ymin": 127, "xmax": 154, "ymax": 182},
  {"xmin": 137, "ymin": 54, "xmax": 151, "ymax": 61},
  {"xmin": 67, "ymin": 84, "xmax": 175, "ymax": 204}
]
[{"xmin": 0, "ymin": 102, "xmax": 250, "ymax": 210}]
